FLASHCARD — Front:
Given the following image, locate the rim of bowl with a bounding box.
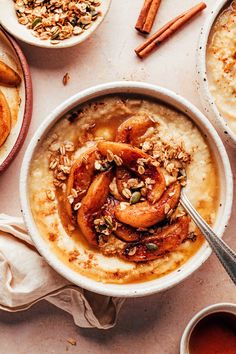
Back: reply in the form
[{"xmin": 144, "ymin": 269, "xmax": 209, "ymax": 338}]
[
  {"xmin": 0, "ymin": 29, "xmax": 33, "ymax": 173},
  {"xmin": 197, "ymin": 0, "xmax": 236, "ymax": 147},
  {"xmin": 180, "ymin": 302, "xmax": 236, "ymax": 354},
  {"xmin": 0, "ymin": 0, "xmax": 111, "ymax": 49},
  {"xmin": 19, "ymin": 81, "xmax": 233, "ymax": 298}
]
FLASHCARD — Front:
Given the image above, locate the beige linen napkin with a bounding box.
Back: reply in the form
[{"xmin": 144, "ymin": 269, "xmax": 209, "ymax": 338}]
[{"xmin": 0, "ymin": 214, "xmax": 124, "ymax": 329}]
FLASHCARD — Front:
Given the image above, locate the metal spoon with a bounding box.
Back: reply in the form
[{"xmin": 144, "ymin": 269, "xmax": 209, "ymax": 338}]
[{"xmin": 180, "ymin": 188, "xmax": 236, "ymax": 284}]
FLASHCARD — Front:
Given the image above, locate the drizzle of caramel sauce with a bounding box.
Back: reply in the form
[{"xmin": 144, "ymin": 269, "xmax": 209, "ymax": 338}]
[{"xmin": 189, "ymin": 312, "xmax": 236, "ymax": 354}]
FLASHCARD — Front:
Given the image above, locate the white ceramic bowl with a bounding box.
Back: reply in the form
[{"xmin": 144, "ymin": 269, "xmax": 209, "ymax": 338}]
[
  {"xmin": 197, "ymin": 0, "xmax": 236, "ymax": 147},
  {"xmin": 20, "ymin": 81, "xmax": 233, "ymax": 298},
  {"xmin": 180, "ymin": 303, "xmax": 236, "ymax": 354},
  {"xmin": 0, "ymin": 0, "xmax": 111, "ymax": 49}
]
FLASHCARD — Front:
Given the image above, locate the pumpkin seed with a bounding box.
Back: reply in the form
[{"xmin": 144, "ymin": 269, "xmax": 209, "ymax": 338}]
[
  {"xmin": 32, "ymin": 17, "xmax": 42, "ymax": 28},
  {"xmin": 146, "ymin": 243, "xmax": 158, "ymax": 251},
  {"xmin": 70, "ymin": 18, "xmax": 77, "ymax": 27},
  {"xmin": 130, "ymin": 191, "xmax": 141, "ymax": 204}
]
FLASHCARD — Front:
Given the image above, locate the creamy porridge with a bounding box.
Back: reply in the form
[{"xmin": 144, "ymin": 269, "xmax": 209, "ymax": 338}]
[
  {"xmin": 29, "ymin": 95, "xmax": 219, "ymax": 284},
  {"xmin": 207, "ymin": 1, "xmax": 236, "ymax": 134}
]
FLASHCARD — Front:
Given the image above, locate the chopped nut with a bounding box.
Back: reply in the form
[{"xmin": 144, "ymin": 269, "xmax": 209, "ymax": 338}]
[
  {"xmin": 68, "ymin": 224, "xmax": 75, "ymax": 232},
  {"xmin": 145, "ymin": 177, "xmax": 155, "ymax": 185},
  {"xmin": 67, "ymin": 336, "xmax": 76, "ymax": 345},
  {"xmin": 67, "ymin": 195, "xmax": 74, "ymax": 204},
  {"xmin": 49, "ymin": 233, "xmax": 56, "ymax": 241},
  {"xmin": 63, "ymin": 72, "xmax": 70, "ymax": 86},
  {"xmin": 169, "ymin": 191, "xmax": 175, "ymax": 197}
]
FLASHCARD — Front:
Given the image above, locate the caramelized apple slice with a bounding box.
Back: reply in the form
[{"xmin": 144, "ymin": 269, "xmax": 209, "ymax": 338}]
[
  {"xmin": 122, "ymin": 216, "xmax": 189, "ymax": 262},
  {"xmin": 66, "ymin": 147, "xmax": 97, "ymax": 217},
  {"xmin": 77, "ymin": 170, "xmax": 112, "ymax": 247},
  {"xmin": 114, "ymin": 224, "xmax": 141, "ymax": 242},
  {"xmin": 115, "ymin": 114, "xmax": 156, "ymax": 200},
  {"xmin": 0, "ymin": 60, "xmax": 21, "ymax": 87},
  {"xmin": 0, "ymin": 90, "xmax": 11, "ymax": 147},
  {"xmin": 115, "ymin": 182, "xmax": 181, "ymax": 228},
  {"xmin": 115, "ymin": 113, "xmax": 155, "ymax": 145},
  {"xmin": 103, "ymin": 198, "xmax": 141, "ymax": 242},
  {"xmin": 98, "ymin": 141, "xmax": 166, "ymax": 203}
]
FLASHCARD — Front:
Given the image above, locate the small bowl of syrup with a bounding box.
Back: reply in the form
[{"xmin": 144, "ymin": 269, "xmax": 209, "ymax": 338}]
[{"xmin": 180, "ymin": 303, "xmax": 236, "ymax": 354}]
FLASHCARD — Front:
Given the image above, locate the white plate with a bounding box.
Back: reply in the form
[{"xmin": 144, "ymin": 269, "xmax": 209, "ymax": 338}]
[
  {"xmin": 197, "ymin": 0, "xmax": 236, "ymax": 147},
  {"xmin": 0, "ymin": 29, "xmax": 32, "ymax": 172},
  {"xmin": 20, "ymin": 81, "xmax": 233, "ymax": 298},
  {"xmin": 0, "ymin": 0, "xmax": 111, "ymax": 49}
]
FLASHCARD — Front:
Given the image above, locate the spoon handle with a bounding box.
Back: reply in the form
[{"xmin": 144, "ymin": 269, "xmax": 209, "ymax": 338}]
[{"xmin": 181, "ymin": 192, "xmax": 236, "ymax": 285}]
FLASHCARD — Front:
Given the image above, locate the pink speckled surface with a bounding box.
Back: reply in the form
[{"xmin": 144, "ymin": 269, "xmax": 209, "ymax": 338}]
[{"xmin": 0, "ymin": 0, "xmax": 235, "ymax": 353}]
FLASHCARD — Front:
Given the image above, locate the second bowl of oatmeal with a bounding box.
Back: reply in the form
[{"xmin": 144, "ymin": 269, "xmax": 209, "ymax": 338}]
[
  {"xmin": 0, "ymin": 0, "xmax": 111, "ymax": 49},
  {"xmin": 197, "ymin": 0, "xmax": 236, "ymax": 147},
  {"xmin": 20, "ymin": 82, "xmax": 233, "ymax": 297}
]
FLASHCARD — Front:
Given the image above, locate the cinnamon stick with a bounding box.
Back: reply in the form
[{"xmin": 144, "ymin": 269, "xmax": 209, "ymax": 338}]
[
  {"xmin": 135, "ymin": 0, "xmax": 161, "ymax": 34},
  {"xmin": 142, "ymin": 0, "xmax": 162, "ymax": 34},
  {"xmin": 135, "ymin": 2, "xmax": 207, "ymax": 58},
  {"xmin": 135, "ymin": 0, "xmax": 153, "ymax": 32}
]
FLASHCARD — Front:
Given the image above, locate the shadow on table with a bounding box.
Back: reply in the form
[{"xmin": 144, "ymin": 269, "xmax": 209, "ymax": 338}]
[{"xmin": 0, "ymin": 234, "xmax": 235, "ymax": 343}]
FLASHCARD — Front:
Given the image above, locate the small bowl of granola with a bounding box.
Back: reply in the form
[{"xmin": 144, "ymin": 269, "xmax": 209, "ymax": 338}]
[{"xmin": 0, "ymin": 0, "xmax": 111, "ymax": 48}]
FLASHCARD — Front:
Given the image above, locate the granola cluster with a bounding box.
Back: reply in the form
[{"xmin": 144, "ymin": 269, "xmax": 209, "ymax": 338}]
[
  {"xmin": 140, "ymin": 138, "xmax": 191, "ymax": 183},
  {"xmin": 14, "ymin": 0, "xmax": 101, "ymax": 44},
  {"xmin": 48, "ymin": 134, "xmax": 75, "ymax": 193}
]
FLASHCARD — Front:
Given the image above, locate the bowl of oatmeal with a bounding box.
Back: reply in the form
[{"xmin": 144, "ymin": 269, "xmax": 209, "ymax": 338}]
[
  {"xmin": 0, "ymin": 0, "xmax": 111, "ymax": 49},
  {"xmin": 197, "ymin": 0, "xmax": 236, "ymax": 147},
  {"xmin": 20, "ymin": 82, "xmax": 233, "ymax": 297}
]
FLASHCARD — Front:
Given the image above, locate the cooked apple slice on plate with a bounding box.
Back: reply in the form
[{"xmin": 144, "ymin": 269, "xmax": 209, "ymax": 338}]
[
  {"xmin": 0, "ymin": 60, "xmax": 21, "ymax": 87},
  {"xmin": 0, "ymin": 89, "xmax": 11, "ymax": 147}
]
